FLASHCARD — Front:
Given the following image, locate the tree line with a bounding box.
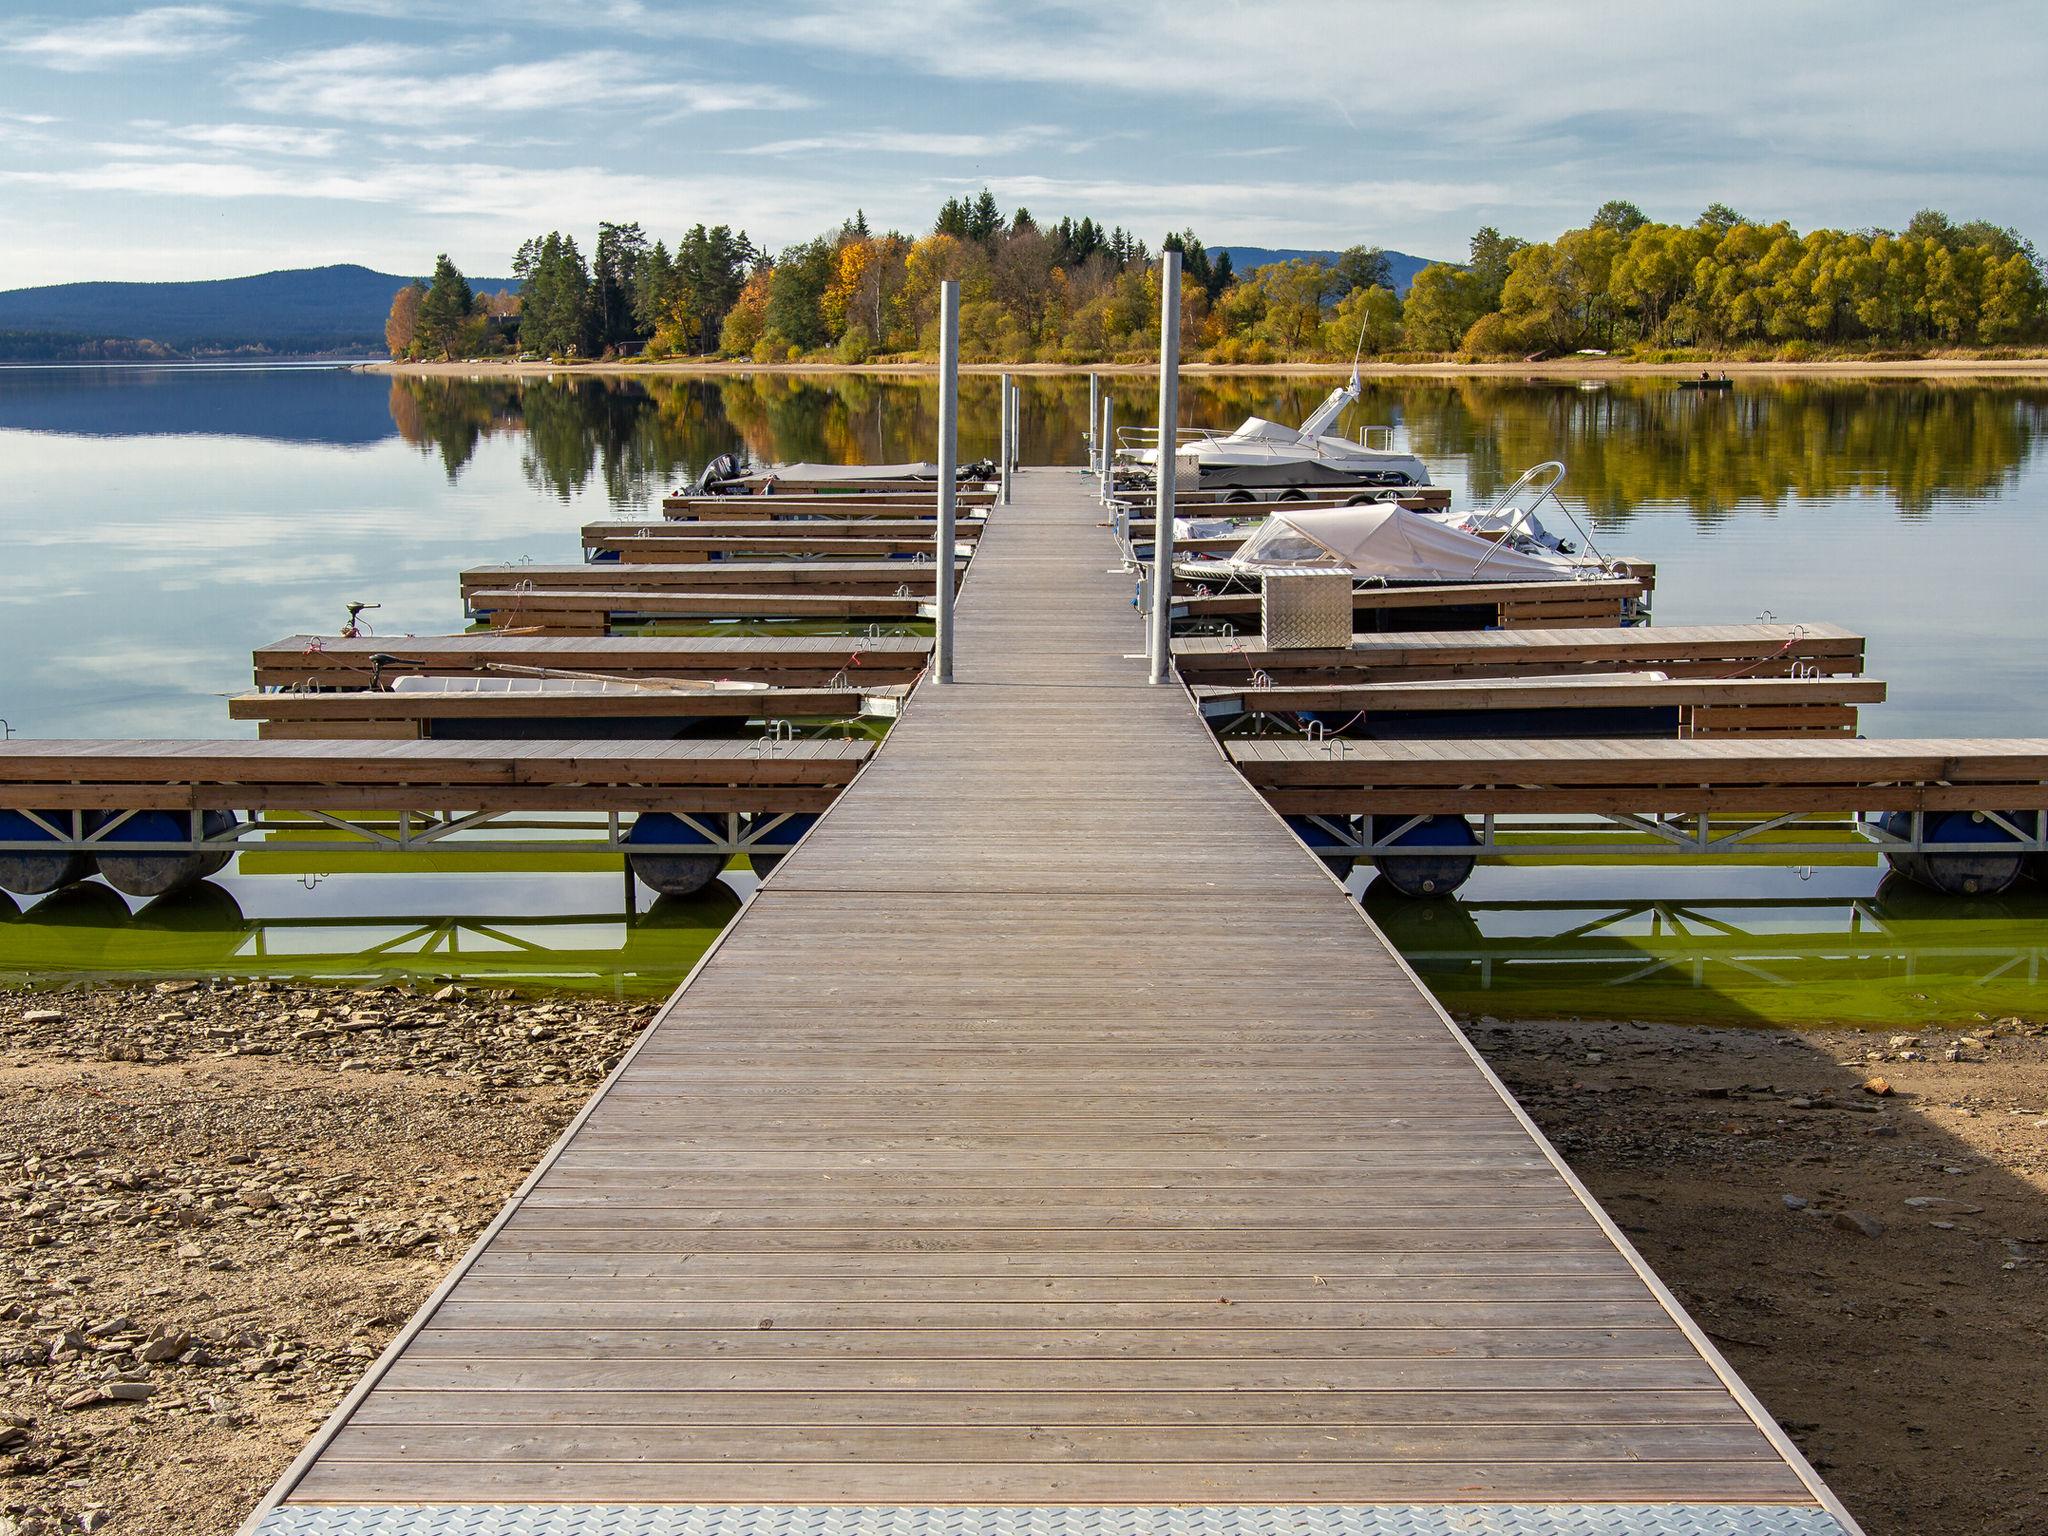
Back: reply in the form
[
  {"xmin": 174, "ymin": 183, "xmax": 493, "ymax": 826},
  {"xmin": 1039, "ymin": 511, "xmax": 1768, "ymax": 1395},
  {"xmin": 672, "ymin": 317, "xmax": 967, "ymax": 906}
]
[{"xmin": 384, "ymin": 194, "xmax": 2048, "ymax": 365}]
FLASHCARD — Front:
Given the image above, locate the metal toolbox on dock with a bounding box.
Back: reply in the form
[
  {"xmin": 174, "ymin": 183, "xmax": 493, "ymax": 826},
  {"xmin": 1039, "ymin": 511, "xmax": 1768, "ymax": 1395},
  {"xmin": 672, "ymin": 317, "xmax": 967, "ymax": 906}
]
[{"xmin": 1261, "ymin": 568, "xmax": 1354, "ymax": 648}]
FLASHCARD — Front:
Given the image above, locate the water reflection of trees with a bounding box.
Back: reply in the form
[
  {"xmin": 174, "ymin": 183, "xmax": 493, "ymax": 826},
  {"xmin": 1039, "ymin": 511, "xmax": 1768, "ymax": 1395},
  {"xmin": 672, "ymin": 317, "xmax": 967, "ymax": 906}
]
[
  {"xmin": 387, "ymin": 378, "xmax": 521, "ymax": 479},
  {"xmin": 1395, "ymin": 380, "xmax": 2048, "ymax": 521},
  {"xmin": 386, "ymin": 373, "xmax": 2048, "ymax": 517}
]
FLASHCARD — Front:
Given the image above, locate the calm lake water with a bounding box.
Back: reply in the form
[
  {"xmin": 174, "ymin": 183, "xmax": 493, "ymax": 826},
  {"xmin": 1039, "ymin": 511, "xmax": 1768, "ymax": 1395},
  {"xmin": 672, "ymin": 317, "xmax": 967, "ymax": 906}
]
[{"xmin": 2, "ymin": 362, "xmax": 2046, "ymax": 1021}]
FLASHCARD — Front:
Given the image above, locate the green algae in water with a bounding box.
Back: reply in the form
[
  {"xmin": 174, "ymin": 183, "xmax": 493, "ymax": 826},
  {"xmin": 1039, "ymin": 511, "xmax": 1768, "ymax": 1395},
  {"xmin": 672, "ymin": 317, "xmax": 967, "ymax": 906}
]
[
  {"xmin": 0, "ymin": 873, "xmax": 742, "ymax": 999},
  {"xmin": 1367, "ymin": 876, "xmax": 2048, "ymax": 1030}
]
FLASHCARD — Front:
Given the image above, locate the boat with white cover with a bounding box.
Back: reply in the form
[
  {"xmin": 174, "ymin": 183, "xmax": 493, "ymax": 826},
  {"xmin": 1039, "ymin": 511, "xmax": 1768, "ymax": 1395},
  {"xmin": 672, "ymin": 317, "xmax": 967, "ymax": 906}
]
[
  {"xmin": 1179, "ymin": 501, "xmax": 1625, "ymax": 589},
  {"xmin": 1122, "ymin": 371, "xmax": 1432, "ymax": 495}
]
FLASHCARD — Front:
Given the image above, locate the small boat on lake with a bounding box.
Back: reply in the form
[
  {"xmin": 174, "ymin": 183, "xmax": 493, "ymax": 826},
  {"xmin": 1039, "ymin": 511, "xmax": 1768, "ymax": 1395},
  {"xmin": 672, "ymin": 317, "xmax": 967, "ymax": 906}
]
[
  {"xmin": 1122, "ymin": 371, "xmax": 1434, "ymax": 497},
  {"xmin": 1170, "ymin": 461, "xmax": 1598, "ymax": 565},
  {"xmin": 1196, "ymin": 502, "xmax": 1620, "ymax": 586}
]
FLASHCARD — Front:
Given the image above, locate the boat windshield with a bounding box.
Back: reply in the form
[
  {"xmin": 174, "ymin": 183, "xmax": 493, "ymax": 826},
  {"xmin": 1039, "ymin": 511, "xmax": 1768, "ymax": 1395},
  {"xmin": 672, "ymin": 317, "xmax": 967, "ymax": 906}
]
[{"xmin": 1233, "ymin": 517, "xmax": 1342, "ymax": 566}]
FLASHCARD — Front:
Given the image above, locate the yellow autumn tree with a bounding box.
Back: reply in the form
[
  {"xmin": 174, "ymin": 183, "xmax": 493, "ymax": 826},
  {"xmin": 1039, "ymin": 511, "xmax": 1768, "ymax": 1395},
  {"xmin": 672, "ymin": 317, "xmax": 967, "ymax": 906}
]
[{"xmin": 717, "ymin": 268, "xmax": 772, "ymax": 356}]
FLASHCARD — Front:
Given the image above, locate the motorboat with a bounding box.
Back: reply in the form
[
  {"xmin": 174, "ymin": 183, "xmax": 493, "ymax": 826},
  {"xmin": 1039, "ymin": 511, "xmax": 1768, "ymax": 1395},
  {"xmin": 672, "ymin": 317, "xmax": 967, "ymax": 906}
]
[
  {"xmin": 1170, "ymin": 462, "xmax": 1593, "ymax": 562},
  {"xmin": 1121, "ymin": 371, "xmax": 1432, "ymax": 495},
  {"xmin": 1182, "ymin": 501, "xmax": 1624, "ymax": 587}
]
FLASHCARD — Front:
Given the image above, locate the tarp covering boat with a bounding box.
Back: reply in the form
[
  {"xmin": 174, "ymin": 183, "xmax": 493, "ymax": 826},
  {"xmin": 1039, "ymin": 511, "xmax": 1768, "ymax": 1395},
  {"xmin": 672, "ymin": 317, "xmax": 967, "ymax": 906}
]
[{"xmin": 1228, "ymin": 504, "xmax": 1590, "ymax": 583}]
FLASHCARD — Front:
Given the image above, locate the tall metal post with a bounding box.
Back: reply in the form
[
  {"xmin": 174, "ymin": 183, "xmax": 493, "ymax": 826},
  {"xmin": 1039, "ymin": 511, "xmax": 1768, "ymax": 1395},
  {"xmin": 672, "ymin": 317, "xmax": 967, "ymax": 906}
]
[
  {"xmin": 998, "ymin": 372, "xmax": 1014, "ymax": 505},
  {"xmin": 1098, "ymin": 396, "xmax": 1114, "ymax": 503},
  {"xmin": 1010, "ymin": 379, "xmax": 1022, "ymax": 474},
  {"xmin": 1087, "ymin": 372, "xmax": 1101, "ymax": 473},
  {"xmin": 1147, "ymin": 251, "xmax": 1182, "ymax": 685},
  {"xmin": 935, "ymin": 280, "xmax": 959, "ymax": 684}
]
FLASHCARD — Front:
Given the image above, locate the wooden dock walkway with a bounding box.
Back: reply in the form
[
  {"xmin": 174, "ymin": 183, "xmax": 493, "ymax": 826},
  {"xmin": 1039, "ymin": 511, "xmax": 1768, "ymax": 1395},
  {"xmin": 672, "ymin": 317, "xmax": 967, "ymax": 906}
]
[{"xmin": 244, "ymin": 469, "xmax": 1856, "ymax": 1536}]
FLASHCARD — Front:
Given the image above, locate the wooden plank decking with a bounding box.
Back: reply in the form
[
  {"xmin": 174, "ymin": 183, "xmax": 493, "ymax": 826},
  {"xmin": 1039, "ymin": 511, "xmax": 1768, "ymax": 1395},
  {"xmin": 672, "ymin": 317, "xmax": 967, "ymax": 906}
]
[
  {"xmin": 0, "ymin": 738, "xmax": 872, "ymax": 815},
  {"xmin": 253, "ymin": 634, "xmax": 932, "ymax": 689},
  {"xmin": 1173, "ymin": 624, "xmax": 1865, "ymax": 684},
  {"xmin": 1230, "ymin": 736, "xmax": 2048, "ymax": 815},
  {"xmin": 245, "ymin": 468, "xmax": 1854, "ymax": 1535}
]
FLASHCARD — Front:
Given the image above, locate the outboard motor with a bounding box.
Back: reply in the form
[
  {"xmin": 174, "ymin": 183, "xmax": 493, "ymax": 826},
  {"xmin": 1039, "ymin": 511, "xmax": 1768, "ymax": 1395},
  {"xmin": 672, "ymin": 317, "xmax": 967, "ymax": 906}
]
[
  {"xmin": 959, "ymin": 458, "xmax": 998, "ymax": 483},
  {"xmin": 695, "ymin": 452, "xmax": 748, "ymax": 495}
]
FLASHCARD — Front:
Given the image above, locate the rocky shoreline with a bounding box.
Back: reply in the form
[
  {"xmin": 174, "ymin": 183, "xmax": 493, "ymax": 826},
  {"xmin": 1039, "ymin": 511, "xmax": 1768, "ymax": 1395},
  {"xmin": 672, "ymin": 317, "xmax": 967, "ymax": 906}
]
[
  {"xmin": 4, "ymin": 983, "xmax": 2045, "ymax": 1535},
  {"xmin": 0, "ymin": 981, "xmax": 654, "ymax": 1536}
]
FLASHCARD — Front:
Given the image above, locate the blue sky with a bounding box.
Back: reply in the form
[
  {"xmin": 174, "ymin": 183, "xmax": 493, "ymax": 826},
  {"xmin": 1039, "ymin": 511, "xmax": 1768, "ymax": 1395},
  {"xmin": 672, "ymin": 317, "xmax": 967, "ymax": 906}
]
[{"xmin": 0, "ymin": 0, "xmax": 2042, "ymax": 288}]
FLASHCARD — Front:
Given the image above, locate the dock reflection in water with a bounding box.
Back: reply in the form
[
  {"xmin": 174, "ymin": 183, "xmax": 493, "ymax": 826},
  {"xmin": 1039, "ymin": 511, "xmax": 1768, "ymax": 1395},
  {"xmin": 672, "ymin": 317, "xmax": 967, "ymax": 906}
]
[
  {"xmin": 0, "ymin": 867, "xmax": 747, "ymax": 997},
  {"xmin": 1365, "ymin": 867, "xmax": 2048, "ymax": 1030}
]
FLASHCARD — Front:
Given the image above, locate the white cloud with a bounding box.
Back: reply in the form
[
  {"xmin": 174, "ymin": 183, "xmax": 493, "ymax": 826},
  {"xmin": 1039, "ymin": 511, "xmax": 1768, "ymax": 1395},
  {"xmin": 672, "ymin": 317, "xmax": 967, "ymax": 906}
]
[
  {"xmin": 129, "ymin": 121, "xmax": 345, "ymax": 156},
  {"xmin": 233, "ymin": 44, "xmax": 806, "ymax": 126},
  {"xmin": 375, "ymin": 131, "xmax": 480, "ymax": 151},
  {"xmin": 0, "ymin": 150, "xmax": 1508, "ymax": 256},
  {"xmin": 655, "ymin": 82, "xmax": 812, "ymax": 118},
  {"xmin": 737, "ymin": 0, "xmax": 2048, "ymax": 188},
  {"xmin": 1, "ymin": 158, "xmax": 367, "ymax": 201},
  {"xmin": 736, "ymin": 126, "xmax": 1062, "ymax": 158},
  {"xmin": 6, "ymin": 5, "xmax": 241, "ymax": 71},
  {"xmin": 0, "ymin": 152, "xmax": 859, "ymax": 245},
  {"xmin": 1, "ymin": 0, "xmax": 2043, "ymax": 280}
]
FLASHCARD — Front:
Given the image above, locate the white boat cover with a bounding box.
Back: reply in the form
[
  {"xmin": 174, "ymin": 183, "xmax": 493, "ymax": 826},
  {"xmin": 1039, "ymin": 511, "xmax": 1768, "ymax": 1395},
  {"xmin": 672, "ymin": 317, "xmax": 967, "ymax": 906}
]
[
  {"xmin": 1230, "ymin": 505, "xmax": 1585, "ymax": 583},
  {"xmin": 1221, "ymin": 417, "xmax": 1304, "ymax": 443}
]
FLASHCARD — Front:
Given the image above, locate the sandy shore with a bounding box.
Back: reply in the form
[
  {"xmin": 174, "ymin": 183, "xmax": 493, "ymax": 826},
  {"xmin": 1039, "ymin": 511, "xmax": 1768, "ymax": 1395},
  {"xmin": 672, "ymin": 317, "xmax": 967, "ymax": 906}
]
[
  {"xmin": 5, "ymin": 983, "xmax": 2045, "ymax": 1535},
  {"xmin": 366, "ymin": 355, "xmax": 2048, "ymax": 381}
]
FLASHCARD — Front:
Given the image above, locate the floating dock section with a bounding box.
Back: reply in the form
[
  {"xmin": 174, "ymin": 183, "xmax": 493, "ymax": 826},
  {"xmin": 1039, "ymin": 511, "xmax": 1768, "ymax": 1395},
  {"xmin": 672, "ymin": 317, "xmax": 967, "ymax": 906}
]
[{"xmin": 244, "ymin": 469, "xmax": 1858, "ymax": 1536}]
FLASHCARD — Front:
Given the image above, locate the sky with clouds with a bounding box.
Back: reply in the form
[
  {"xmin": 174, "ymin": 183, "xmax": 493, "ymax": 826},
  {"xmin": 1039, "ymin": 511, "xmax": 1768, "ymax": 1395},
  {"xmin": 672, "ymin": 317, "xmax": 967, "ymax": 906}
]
[{"xmin": 0, "ymin": 0, "xmax": 2042, "ymax": 288}]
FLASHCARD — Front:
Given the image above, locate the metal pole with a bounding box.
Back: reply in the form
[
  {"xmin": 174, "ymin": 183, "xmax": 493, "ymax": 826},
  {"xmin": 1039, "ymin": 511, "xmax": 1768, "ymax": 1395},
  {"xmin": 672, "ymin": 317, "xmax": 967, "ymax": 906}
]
[
  {"xmin": 1098, "ymin": 395, "xmax": 1114, "ymax": 503},
  {"xmin": 1148, "ymin": 251, "xmax": 1182, "ymax": 686},
  {"xmin": 1087, "ymin": 372, "xmax": 1100, "ymax": 473},
  {"xmin": 1010, "ymin": 379, "xmax": 1022, "ymax": 474},
  {"xmin": 935, "ymin": 280, "xmax": 959, "ymax": 684},
  {"xmin": 998, "ymin": 371, "xmax": 1014, "ymax": 505}
]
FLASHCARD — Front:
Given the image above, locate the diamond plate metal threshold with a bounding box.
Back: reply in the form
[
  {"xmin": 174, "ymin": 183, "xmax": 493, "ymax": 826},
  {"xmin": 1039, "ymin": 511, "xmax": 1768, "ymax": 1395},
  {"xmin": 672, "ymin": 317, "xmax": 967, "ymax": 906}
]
[{"xmin": 254, "ymin": 1503, "xmax": 1851, "ymax": 1536}]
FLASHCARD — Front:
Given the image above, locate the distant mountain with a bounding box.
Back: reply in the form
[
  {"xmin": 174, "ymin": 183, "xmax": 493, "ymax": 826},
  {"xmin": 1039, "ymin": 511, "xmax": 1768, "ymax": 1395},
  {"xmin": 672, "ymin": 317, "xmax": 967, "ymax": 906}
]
[
  {"xmin": 0, "ymin": 264, "xmax": 517, "ymax": 359},
  {"xmin": 1216, "ymin": 247, "xmax": 1444, "ymax": 297}
]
